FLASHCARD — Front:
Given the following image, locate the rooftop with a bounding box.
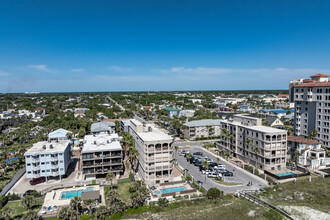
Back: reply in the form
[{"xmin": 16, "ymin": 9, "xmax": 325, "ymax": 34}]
[
  {"xmin": 48, "ymin": 128, "xmax": 71, "ymax": 139},
  {"xmin": 310, "ymin": 73, "xmax": 329, "ymax": 78},
  {"xmin": 248, "ymin": 126, "xmax": 286, "ymax": 133},
  {"xmin": 288, "ymin": 136, "xmax": 321, "ymax": 145},
  {"xmin": 91, "ymin": 121, "xmax": 115, "ymax": 133},
  {"xmin": 137, "ymin": 124, "xmax": 173, "ymax": 142},
  {"xmin": 295, "ymin": 82, "xmax": 330, "ymax": 88},
  {"xmin": 24, "ymin": 140, "xmax": 70, "ymax": 155},
  {"xmin": 82, "ymin": 134, "xmax": 122, "ymax": 153},
  {"xmin": 184, "ymin": 119, "xmax": 222, "ymax": 127}
]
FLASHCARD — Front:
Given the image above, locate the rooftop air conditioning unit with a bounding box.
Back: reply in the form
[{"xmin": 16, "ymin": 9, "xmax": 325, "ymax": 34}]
[
  {"xmin": 50, "ymin": 144, "xmax": 53, "ymax": 149},
  {"xmin": 43, "ymin": 145, "xmax": 46, "ymax": 149},
  {"xmin": 148, "ymin": 126, "xmax": 152, "ymax": 132}
]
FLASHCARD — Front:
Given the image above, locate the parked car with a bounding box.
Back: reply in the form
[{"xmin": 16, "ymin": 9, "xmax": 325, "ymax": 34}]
[
  {"xmin": 216, "ymin": 164, "xmax": 226, "ymax": 170},
  {"xmin": 202, "ymin": 169, "xmax": 213, "ymax": 175},
  {"xmin": 190, "ymin": 156, "xmax": 198, "ymax": 164},
  {"xmin": 193, "ymin": 152, "xmax": 203, "ymax": 156},
  {"xmin": 207, "ymin": 172, "xmax": 220, "ymax": 178},
  {"xmin": 194, "ymin": 160, "xmax": 202, "ymax": 167},
  {"xmin": 223, "ymin": 171, "xmax": 233, "ymax": 177},
  {"xmin": 29, "ymin": 177, "xmax": 46, "ymax": 185},
  {"xmin": 183, "ymin": 151, "xmax": 191, "ymax": 157},
  {"xmin": 209, "ymin": 162, "xmax": 218, "ymax": 167},
  {"xmin": 179, "ymin": 150, "xmax": 189, "ymax": 156},
  {"xmin": 199, "ymin": 155, "xmax": 208, "ymax": 160},
  {"xmin": 206, "ymin": 158, "xmax": 213, "ymax": 163}
]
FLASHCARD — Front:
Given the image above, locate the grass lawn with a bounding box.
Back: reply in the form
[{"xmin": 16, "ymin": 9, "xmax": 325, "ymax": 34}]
[
  {"xmin": 105, "ymin": 178, "xmax": 133, "ymax": 203},
  {"xmin": 116, "ymin": 197, "xmax": 283, "ymax": 220},
  {"xmin": 258, "ymin": 177, "xmax": 330, "ymax": 213},
  {"xmin": 3, "ymin": 196, "xmax": 44, "ymax": 218},
  {"xmin": 214, "ymin": 179, "xmax": 242, "ymax": 186}
]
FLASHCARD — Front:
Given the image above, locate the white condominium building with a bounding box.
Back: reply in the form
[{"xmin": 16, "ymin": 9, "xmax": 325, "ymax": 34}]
[
  {"xmin": 183, "ymin": 119, "xmax": 222, "ymax": 140},
  {"xmin": 24, "ymin": 140, "xmax": 71, "ymax": 180},
  {"xmin": 293, "ymin": 73, "xmax": 330, "ymax": 148},
  {"xmin": 129, "ymin": 117, "xmax": 174, "ymax": 184},
  {"xmin": 216, "ymin": 115, "xmax": 287, "ymax": 172}
]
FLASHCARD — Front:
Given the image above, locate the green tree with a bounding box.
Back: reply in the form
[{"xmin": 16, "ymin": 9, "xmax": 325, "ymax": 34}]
[
  {"xmin": 70, "ymin": 196, "xmax": 82, "ymax": 219},
  {"xmin": 308, "ymin": 129, "xmax": 318, "ymax": 139},
  {"xmin": 157, "ymin": 198, "xmax": 169, "ymax": 208},
  {"xmin": 106, "ymin": 173, "xmax": 115, "ymax": 188},
  {"xmin": 253, "ymin": 147, "xmax": 260, "ymax": 173},
  {"xmin": 207, "ymin": 188, "xmax": 224, "ymax": 200},
  {"xmin": 20, "ymin": 195, "xmax": 35, "ymax": 211},
  {"xmin": 201, "ymin": 160, "xmax": 210, "ymax": 182},
  {"xmin": 83, "ymin": 199, "xmax": 94, "ymax": 219},
  {"xmin": 0, "ymin": 207, "xmax": 13, "ymax": 220}
]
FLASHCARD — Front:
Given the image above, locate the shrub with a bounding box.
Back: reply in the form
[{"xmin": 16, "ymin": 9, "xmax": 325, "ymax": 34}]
[
  {"xmin": 92, "ymin": 179, "xmax": 96, "ymax": 185},
  {"xmin": 157, "ymin": 198, "xmax": 169, "ymax": 208},
  {"xmin": 206, "ymin": 188, "xmax": 224, "ymax": 200},
  {"xmin": 129, "ymin": 172, "xmax": 135, "ymax": 181}
]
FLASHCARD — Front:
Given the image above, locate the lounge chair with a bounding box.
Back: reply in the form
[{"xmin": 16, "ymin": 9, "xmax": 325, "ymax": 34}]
[{"xmin": 48, "ymin": 206, "xmax": 52, "ymax": 211}]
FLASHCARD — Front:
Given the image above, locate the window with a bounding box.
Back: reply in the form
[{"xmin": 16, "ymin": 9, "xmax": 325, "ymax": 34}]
[
  {"xmin": 27, "ymin": 171, "xmax": 31, "ymax": 174},
  {"xmin": 60, "ymin": 161, "xmax": 63, "ymax": 163},
  {"xmin": 27, "ymin": 163, "xmax": 31, "ymax": 166},
  {"xmin": 47, "ymin": 170, "xmax": 50, "ymax": 172},
  {"xmin": 41, "ymin": 162, "xmax": 45, "ymax": 165}
]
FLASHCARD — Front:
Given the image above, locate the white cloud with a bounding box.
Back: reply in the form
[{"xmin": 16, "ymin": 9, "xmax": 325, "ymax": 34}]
[
  {"xmin": 108, "ymin": 66, "xmax": 133, "ymax": 72},
  {"xmin": 28, "ymin": 65, "xmax": 51, "ymax": 72},
  {"xmin": 71, "ymin": 68, "xmax": 86, "ymax": 72}
]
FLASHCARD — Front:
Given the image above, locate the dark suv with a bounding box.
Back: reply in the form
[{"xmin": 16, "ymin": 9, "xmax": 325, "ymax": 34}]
[
  {"xmin": 193, "ymin": 152, "xmax": 203, "ymax": 156},
  {"xmin": 29, "ymin": 177, "xmax": 46, "ymax": 185}
]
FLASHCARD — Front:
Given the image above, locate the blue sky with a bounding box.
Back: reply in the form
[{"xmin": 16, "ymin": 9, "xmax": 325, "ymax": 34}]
[{"xmin": 1, "ymin": 0, "xmax": 330, "ymax": 92}]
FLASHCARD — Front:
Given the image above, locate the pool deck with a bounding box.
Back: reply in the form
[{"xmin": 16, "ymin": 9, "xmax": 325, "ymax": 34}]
[
  {"xmin": 42, "ymin": 185, "xmax": 100, "ymax": 207},
  {"xmin": 151, "ymin": 182, "xmax": 195, "ymax": 198}
]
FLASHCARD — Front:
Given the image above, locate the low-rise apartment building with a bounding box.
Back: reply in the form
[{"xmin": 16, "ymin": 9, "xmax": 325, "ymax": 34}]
[
  {"xmin": 287, "ymin": 136, "xmax": 330, "ymax": 169},
  {"xmin": 216, "ymin": 115, "xmax": 287, "ymax": 172},
  {"xmin": 24, "ymin": 140, "xmax": 71, "ymax": 180},
  {"xmin": 183, "ymin": 119, "xmax": 222, "ymax": 140},
  {"xmin": 129, "ymin": 117, "xmax": 174, "ymax": 184},
  {"xmin": 81, "ymin": 134, "xmax": 123, "ymax": 178}
]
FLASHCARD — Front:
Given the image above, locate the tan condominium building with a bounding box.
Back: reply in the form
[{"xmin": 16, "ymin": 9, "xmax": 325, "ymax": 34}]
[
  {"xmin": 129, "ymin": 117, "xmax": 174, "ymax": 184},
  {"xmin": 81, "ymin": 133, "xmax": 123, "ymax": 178},
  {"xmin": 216, "ymin": 115, "xmax": 287, "ymax": 172},
  {"xmin": 292, "ymin": 73, "xmax": 330, "ymax": 148}
]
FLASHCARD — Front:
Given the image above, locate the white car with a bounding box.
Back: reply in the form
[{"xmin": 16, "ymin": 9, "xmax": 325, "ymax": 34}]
[
  {"xmin": 199, "ymin": 155, "xmax": 208, "ymax": 160},
  {"xmin": 202, "ymin": 169, "xmax": 213, "ymax": 175},
  {"xmin": 207, "ymin": 172, "xmax": 220, "ymax": 178}
]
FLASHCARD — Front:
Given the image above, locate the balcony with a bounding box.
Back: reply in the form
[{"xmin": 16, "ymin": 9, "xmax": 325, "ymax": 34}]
[
  {"xmin": 51, "ymin": 157, "xmax": 58, "ymax": 161},
  {"xmin": 32, "ymin": 166, "xmax": 40, "ymax": 171},
  {"xmin": 111, "ymin": 153, "xmax": 122, "ymax": 158},
  {"xmin": 83, "ymin": 162, "xmax": 94, "ymax": 167}
]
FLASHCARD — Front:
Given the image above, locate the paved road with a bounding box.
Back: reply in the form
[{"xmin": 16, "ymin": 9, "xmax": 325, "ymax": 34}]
[
  {"xmin": 175, "ymin": 147, "xmax": 268, "ymax": 194},
  {"xmin": 173, "ymin": 140, "xmax": 219, "ymax": 148},
  {"xmin": 108, "ymin": 96, "xmax": 125, "ymax": 111}
]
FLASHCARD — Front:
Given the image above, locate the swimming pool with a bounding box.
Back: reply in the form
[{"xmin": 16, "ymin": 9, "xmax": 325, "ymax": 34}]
[
  {"xmin": 159, "ymin": 186, "xmax": 186, "ymax": 194},
  {"xmin": 275, "ymin": 172, "xmax": 299, "ymax": 177},
  {"xmin": 60, "ymin": 187, "xmax": 94, "ymax": 199}
]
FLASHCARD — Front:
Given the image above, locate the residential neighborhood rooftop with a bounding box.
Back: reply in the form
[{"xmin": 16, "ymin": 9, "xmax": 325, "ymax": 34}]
[{"xmin": 288, "ymin": 136, "xmax": 321, "ymax": 145}]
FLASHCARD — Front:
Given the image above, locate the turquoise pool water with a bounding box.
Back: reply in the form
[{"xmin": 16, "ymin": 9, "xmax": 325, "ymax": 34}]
[
  {"xmin": 60, "ymin": 187, "xmax": 94, "ymax": 199},
  {"xmin": 275, "ymin": 172, "xmax": 298, "ymax": 177},
  {"xmin": 160, "ymin": 186, "xmax": 186, "ymax": 194}
]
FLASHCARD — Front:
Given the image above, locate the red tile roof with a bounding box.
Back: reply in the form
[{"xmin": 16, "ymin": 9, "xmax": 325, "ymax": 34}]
[
  {"xmin": 288, "ymin": 136, "xmax": 321, "ymax": 145},
  {"xmin": 294, "ymin": 82, "xmax": 330, "ymax": 88},
  {"xmin": 310, "ymin": 73, "xmax": 329, "ymax": 78},
  {"xmin": 34, "ymin": 107, "xmax": 46, "ymax": 111},
  {"xmin": 277, "ymin": 94, "xmax": 289, "ymax": 98}
]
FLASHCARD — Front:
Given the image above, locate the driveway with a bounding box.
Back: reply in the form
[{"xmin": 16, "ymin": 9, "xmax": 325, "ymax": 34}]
[{"xmin": 175, "ymin": 146, "xmax": 268, "ymax": 194}]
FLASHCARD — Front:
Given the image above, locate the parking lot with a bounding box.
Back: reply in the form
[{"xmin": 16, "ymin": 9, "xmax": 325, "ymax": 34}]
[{"xmin": 175, "ymin": 146, "xmax": 268, "ymax": 194}]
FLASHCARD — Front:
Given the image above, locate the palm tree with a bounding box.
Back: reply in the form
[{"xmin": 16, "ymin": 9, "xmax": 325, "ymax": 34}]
[
  {"xmin": 106, "ymin": 173, "xmax": 115, "ymax": 188},
  {"xmin": 174, "ymin": 145, "xmax": 179, "ymax": 155},
  {"xmin": 224, "ymin": 152, "xmax": 231, "ymax": 161},
  {"xmin": 245, "ymin": 138, "xmax": 252, "ymax": 165},
  {"xmin": 95, "ymin": 206, "xmax": 109, "ymax": 220},
  {"xmin": 83, "ymin": 199, "xmax": 94, "ymax": 219},
  {"xmin": 308, "ymin": 129, "xmax": 318, "ymax": 139},
  {"xmin": 201, "ymin": 160, "xmax": 210, "ymax": 182},
  {"xmin": 294, "ymin": 151, "xmax": 302, "ymax": 168},
  {"xmin": 186, "ymin": 152, "xmax": 192, "ymax": 163},
  {"xmin": 1, "ymin": 207, "xmax": 13, "ymax": 220},
  {"xmin": 216, "ymin": 157, "xmax": 220, "ymax": 164},
  {"xmin": 129, "ymin": 147, "xmax": 139, "ymax": 172},
  {"xmin": 253, "ymin": 147, "xmax": 260, "ymax": 174},
  {"xmin": 70, "ymin": 196, "xmax": 82, "ymax": 218},
  {"xmin": 20, "ymin": 195, "xmax": 35, "ymax": 211}
]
